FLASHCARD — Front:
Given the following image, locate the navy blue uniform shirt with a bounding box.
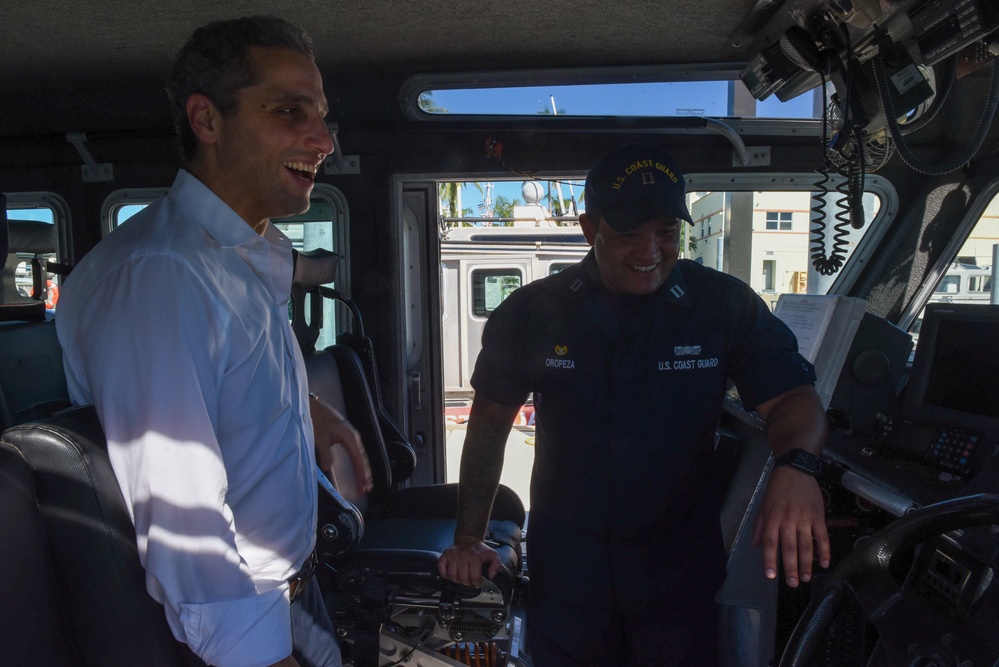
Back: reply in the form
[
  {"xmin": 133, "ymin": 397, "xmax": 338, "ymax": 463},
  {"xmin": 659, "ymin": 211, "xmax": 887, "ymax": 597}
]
[{"xmin": 471, "ymin": 251, "xmax": 815, "ymax": 611}]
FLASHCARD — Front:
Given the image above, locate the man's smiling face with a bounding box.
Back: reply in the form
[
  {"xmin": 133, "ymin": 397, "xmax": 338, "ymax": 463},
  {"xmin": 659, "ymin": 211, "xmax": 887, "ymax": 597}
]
[
  {"xmin": 580, "ymin": 214, "xmax": 682, "ymax": 295},
  {"xmin": 202, "ymin": 46, "xmax": 334, "ymax": 231}
]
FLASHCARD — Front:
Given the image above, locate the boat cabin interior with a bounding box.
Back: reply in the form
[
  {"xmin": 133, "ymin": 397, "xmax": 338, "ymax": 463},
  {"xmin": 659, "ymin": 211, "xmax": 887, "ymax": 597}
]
[{"xmin": 3, "ymin": 0, "xmax": 999, "ymax": 665}]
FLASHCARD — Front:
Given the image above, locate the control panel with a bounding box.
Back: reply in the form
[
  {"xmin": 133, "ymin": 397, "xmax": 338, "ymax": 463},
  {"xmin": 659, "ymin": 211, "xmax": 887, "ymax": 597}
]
[
  {"xmin": 886, "ymin": 418, "xmax": 983, "ymax": 478},
  {"xmin": 910, "ymin": 0, "xmax": 998, "ymax": 67}
]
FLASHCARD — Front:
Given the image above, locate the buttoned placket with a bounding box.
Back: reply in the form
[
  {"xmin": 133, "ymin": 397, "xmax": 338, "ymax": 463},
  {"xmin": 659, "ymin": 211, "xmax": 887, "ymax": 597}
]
[{"xmin": 237, "ymin": 227, "xmax": 318, "ymax": 552}]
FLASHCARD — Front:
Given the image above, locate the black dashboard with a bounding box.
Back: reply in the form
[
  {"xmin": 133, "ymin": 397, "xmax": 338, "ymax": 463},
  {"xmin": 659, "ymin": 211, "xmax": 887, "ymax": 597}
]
[{"xmin": 814, "ymin": 303, "xmax": 999, "ymax": 665}]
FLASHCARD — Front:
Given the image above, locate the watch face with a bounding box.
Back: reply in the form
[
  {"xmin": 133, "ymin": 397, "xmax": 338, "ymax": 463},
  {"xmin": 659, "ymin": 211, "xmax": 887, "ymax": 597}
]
[
  {"xmin": 790, "ymin": 450, "xmax": 821, "ymax": 474},
  {"xmin": 775, "ymin": 449, "xmax": 822, "ymax": 475}
]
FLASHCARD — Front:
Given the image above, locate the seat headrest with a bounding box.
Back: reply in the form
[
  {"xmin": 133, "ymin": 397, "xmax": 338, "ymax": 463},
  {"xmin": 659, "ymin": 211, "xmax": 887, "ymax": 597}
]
[
  {"xmin": 6, "ymin": 219, "xmax": 57, "ymax": 256},
  {"xmin": 0, "ymin": 196, "xmax": 46, "ymax": 320},
  {"xmin": 289, "ymin": 249, "xmax": 341, "ymax": 355},
  {"xmin": 292, "ymin": 248, "xmax": 339, "ymax": 288}
]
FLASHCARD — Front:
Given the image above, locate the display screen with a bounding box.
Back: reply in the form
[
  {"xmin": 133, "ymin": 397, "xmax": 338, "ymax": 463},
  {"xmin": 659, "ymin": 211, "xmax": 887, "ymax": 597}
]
[
  {"xmin": 893, "ymin": 419, "xmax": 937, "ymax": 455},
  {"xmin": 895, "ymin": 304, "xmax": 999, "ymax": 474},
  {"xmin": 923, "ymin": 319, "xmax": 999, "ymax": 419}
]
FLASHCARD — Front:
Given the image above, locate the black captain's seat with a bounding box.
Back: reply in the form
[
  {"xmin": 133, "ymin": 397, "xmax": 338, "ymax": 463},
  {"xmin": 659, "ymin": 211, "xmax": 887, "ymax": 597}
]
[
  {"xmin": 291, "ymin": 249, "xmax": 528, "ymax": 667},
  {"xmin": 1, "ymin": 406, "xmax": 209, "ymax": 666}
]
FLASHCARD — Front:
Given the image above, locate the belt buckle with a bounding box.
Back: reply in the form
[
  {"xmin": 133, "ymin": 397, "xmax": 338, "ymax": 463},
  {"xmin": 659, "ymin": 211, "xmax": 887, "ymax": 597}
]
[{"xmin": 288, "ymin": 550, "xmax": 318, "ymax": 603}]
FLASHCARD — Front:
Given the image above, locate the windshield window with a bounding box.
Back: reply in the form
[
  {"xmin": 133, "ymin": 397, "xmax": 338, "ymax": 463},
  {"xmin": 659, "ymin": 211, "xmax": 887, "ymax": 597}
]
[
  {"xmin": 688, "ymin": 189, "xmax": 883, "ymax": 307},
  {"xmin": 907, "ymin": 193, "xmax": 999, "ymax": 346}
]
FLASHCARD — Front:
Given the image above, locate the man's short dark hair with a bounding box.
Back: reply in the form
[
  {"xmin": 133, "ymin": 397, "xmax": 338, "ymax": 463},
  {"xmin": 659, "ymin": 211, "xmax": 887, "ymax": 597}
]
[{"xmin": 167, "ymin": 16, "xmax": 315, "ymax": 163}]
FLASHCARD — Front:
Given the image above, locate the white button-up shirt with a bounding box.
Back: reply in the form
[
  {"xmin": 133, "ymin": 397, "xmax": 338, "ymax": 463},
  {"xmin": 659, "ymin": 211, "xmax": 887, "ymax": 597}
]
[{"xmin": 57, "ymin": 170, "xmax": 318, "ymax": 667}]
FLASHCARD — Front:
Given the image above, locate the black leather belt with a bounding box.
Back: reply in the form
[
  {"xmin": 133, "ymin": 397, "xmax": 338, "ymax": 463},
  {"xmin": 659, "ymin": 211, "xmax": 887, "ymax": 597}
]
[{"xmin": 288, "ymin": 550, "xmax": 318, "ymax": 604}]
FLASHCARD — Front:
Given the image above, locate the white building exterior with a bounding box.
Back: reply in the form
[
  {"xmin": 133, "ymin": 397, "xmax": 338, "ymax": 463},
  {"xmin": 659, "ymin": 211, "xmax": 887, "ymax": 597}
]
[{"xmin": 686, "ymin": 189, "xmax": 999, "ymax": 308}]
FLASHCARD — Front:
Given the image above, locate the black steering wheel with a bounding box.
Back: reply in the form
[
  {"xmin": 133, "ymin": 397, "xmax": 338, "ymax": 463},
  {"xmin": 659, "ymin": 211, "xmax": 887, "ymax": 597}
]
[{"xmin": 779, "ymin": 493, "xmax": 999, "ymax": 667}]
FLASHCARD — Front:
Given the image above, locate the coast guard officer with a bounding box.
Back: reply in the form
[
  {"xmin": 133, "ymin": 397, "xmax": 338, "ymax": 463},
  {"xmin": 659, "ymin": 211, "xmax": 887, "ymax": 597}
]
[{"xmin": 438, "ymin": 144, "xmax": 830, "ymax": 666}]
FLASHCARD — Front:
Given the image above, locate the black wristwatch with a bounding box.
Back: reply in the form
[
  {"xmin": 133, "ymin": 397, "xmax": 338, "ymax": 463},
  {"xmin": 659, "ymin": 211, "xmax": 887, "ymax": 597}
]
[{"xmin": 773, "ymin": 448, "xmax": 824, "ymax": 477}]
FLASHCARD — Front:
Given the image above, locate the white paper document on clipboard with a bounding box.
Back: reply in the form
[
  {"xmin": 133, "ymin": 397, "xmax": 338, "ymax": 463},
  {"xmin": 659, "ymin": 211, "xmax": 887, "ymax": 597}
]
[{"xmin": 774, "ymin": 294, "xmax": 868, "ymax": 408}]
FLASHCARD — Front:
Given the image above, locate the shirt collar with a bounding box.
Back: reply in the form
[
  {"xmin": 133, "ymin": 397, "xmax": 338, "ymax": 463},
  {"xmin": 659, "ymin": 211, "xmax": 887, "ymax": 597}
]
[
  {"xmin": 169, "ymin": 169, "xmax": 264, "ymax": 249},
  {"xmin": 578, "ymin": 250, "xmax": 692, "ymax": 309},
  {"xmin": 662, "ymin": 262, "xmax": 692, "ymax": 309}
]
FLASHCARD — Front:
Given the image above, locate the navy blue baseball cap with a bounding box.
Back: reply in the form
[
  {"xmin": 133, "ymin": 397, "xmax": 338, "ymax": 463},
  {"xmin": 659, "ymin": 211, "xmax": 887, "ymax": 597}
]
[{"xmin": 584, "ymin": 144, "xmax": 693, "ymax": 232}]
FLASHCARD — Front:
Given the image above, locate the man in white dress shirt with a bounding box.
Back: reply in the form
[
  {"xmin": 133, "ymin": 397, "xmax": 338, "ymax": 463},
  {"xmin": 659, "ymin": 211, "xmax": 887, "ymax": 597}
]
[{"xmin": 56, "ymin": 16, "xmax": 369, "ymax": 667}]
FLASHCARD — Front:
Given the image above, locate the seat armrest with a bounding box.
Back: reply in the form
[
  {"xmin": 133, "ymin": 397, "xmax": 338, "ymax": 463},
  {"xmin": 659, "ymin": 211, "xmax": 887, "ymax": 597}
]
[{"xmin": 377, "ymin": 483, "xmax": 526, "ymax": 526}]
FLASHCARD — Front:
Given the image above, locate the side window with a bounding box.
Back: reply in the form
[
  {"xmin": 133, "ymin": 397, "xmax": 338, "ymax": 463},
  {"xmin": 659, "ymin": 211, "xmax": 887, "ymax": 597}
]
[
  {"xmin": 273, "ymin": 195, "xmax": 346, "ymax": 351},
  {"xmin": 116, "ymin": 205, "xmax": 149, "ymax": 226},
  {"xmin": 927, "ymin": 196, "xmax": 998, "ymax": 305},
  {"xmin": 102, "ymin": 188, "xmax": 168, "ymax": 232},
  {"xmin": 471, "ymin": 268, "xmax": 522, "ymax": 317},
  {"xmin": 549, "ymin": 262, "xmax": 574, "ymax": 276},
  {"xmin": 935, "ymin": 275, "xmax": 962, "ymax": 293},
  {"xmin": 4, "ymin": 193, "xmax": 68, "ymax": 311},
  {"xmin": 906, "ymin": 190, "xmax": 999, "ymax": 343},
  {"xmin": 969, "ymin": 275, "xmax": 987, "ymax": 292}
]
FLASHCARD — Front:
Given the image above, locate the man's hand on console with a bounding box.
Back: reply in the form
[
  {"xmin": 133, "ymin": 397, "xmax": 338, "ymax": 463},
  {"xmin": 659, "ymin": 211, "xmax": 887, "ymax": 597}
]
[
  {"xmin": 438, "ymin": 536, "xmax": 503, "ymax": 588},
  {"xmin": 752, "ymin": 465, "xmax": 831, "ymax": 587}
]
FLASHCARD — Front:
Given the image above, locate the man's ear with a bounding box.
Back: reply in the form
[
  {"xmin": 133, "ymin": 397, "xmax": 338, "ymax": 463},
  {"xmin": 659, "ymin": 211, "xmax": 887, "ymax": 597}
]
[
  {"xmin": 186, "ymin": 93, "xmax": 221, "ymax": 145},
  {"xmin": 578, "ymin": 213, "xmax": 598, "ymax": 246}
]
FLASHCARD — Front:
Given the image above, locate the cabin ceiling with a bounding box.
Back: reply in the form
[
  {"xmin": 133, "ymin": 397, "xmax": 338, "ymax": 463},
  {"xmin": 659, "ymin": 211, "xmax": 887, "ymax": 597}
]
[
  {"xmin": 0, "ymin": 0, "xmax": 975, "ymax": 150},
  {"xmin": 1, "ymin": 0, "xmax": 763, "ymax": 138},
  {"xmin": 5, "ymin": 0, "xmax": 759, "ymax": 77}
]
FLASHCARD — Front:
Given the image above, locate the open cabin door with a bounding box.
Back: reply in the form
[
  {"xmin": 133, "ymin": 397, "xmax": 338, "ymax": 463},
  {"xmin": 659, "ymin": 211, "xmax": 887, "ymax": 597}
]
[{"xmin": 397, "ymin": 181, "xmax": 447, "ymax": 486}]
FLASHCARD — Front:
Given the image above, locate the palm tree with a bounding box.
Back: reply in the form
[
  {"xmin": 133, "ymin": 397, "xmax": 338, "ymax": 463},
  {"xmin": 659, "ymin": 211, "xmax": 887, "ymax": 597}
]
[
  {"xmin": 492, "ymin": 195, "xmax": 521, "ymax": 220},
  {"xmin": 418, "ymin": 92, "xmax": 446, "ymax": 114},
  {"xmin": 543, "ymin": 181, "xmax": 585, "ymax": 219},
  {"xmin": 439, "ymin": 182, "xmax": 485, "ymax": 222},
  {"xmin": 440, "ymin": 182, "xmax": 462, "ymax": 218}
]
